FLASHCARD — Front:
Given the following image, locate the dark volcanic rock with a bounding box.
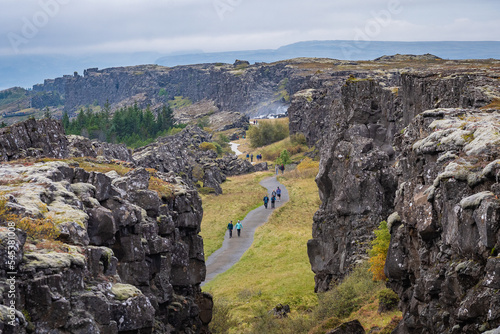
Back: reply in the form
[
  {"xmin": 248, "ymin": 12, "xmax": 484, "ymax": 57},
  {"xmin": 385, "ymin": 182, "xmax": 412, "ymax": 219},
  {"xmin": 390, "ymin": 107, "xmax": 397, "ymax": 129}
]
[
  {"xmin": 386, "ymin": 109, "xmax": 500, "ymax": 334},
  {"xmin": 0, "ymin": 157, "xmax": 210, "ymax": 333},
  {"xmin": 67, "ymin": 135, "xmax": 134, "ymax": 162},
  {"xmin": 293, "ymin": 68, "xmax": 500, "ymax": 292},
  {"xmin": 288, "ymin": 62, "xmax": 500, "ymax": 332},
  {"xmin": 0, "ymin": 119, "xmax": 69, "ymax": 161}
]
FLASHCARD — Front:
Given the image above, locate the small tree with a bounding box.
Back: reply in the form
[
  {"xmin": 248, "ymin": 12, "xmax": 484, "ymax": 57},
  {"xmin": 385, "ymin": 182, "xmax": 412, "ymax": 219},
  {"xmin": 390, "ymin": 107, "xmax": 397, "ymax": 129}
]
[
  {"xmin": 62, "ymin": 111, "xmax": 70, "ymax": 130},
  {"xmin": 44, "ymin": 107, "xmax": 51, "ymax": 119},
  {"xmin": 368, "ymin": 220, "xmax": 391, "ymax": 281},
  {"xmin": 276, "ymin": 149, "xmax": 291, "ymax": 166}
]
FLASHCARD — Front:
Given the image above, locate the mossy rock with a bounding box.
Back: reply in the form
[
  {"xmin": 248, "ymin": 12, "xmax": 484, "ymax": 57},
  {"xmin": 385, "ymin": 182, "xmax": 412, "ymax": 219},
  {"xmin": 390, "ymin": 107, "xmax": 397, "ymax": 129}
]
[
  {"xmin": 22, "ymin": 251, "xmax": 86, "ymax": 270},
  {"xmin": 111, "ymin": 283, "xmax": 143, "ymax": 301}
]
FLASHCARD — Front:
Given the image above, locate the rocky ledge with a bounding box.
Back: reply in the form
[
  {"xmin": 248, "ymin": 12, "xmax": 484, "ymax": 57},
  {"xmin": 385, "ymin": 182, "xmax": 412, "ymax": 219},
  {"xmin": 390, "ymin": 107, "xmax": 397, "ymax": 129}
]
[{"xmin": 0, "ymin": 160, "xmax": 211, "ymax": 333}]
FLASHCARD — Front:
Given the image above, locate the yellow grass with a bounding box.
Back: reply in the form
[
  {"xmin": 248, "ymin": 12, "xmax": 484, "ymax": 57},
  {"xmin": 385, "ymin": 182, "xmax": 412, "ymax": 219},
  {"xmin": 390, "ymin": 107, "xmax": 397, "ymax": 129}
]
[
  {"xmin": 200, "ymin": 171, "xmax": 273, "ymax": 258},
  {"xmin": 202, "ymin": 167, "xmax": 320, "ymax": 331}
]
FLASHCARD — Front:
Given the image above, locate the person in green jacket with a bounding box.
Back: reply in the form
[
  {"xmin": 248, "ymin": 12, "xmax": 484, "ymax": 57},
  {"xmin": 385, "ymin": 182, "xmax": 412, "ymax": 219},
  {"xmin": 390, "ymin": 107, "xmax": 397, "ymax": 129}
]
[
  {"xmin": 227, "ymin": 220, "xmax": 234, "ymax": 238},
  {"xmin": 235, "ymin": 220, "xmax": 242, "ymax": 237}
]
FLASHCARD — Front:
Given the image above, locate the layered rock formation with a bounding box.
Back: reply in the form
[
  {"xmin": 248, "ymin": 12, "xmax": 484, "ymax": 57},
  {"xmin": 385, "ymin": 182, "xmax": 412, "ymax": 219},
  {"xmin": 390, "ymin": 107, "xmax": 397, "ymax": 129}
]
[
  {"xmin": 0, "ymin": 160, "xmax": 211, "ymax": 333},
  {"xmin": 288, "ymin": 58, "xmax": 500, "ymax": 332},
  {"xmin": 387, "ymin": 109, "xmax": 500, "ymax": 333},
  {"xmin": 32, "ymin": 63, "xmax": 299, "ymax": 118}
]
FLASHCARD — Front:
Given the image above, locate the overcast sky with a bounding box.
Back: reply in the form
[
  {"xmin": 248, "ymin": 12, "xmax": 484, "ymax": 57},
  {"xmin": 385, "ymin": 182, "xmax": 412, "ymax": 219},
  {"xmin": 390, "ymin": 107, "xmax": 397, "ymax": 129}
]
[{"xmin": 1, "ymin": 0, "xmax": 499, "ymax": 56}]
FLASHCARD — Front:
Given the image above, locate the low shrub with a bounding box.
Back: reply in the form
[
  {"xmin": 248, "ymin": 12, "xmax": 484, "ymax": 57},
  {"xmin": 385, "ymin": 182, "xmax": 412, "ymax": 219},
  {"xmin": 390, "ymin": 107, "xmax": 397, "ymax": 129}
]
[
  {"xmin": 210, "ymin": 298, "xmax": 238, "ymax": 334},
  {"xmin": 199, "ymin": 142, "xmax": 218, "ymax": 152},
  {"xmin": 247, "ymin": 120, "xmax": 289, "ymax": 148},
  {"xmin": 368, "ymin": 221, "xmax": 391, "ymax": 281},
  {"xmin": 0, "ymin": 197, "xmax": 60, "ymax": 241},
  {"xmin": 148, "ymin": 176, "xmax": 174, "ymax": 200},
  {"xmin": 314, "ymin": 263, "xmax": 381, "ymax": 322},
  {"xmin": 378, "ymin": 288, "xmax": 399, "ymax": 313},
  {"xmin": 290, "ymin": 132, "xmax": 307, "ymax": 146}
]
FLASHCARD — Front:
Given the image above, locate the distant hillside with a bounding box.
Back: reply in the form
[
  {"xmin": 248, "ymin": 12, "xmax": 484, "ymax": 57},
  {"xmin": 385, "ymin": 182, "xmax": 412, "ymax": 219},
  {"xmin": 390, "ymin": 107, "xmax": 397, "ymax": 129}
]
[
  {"xmin": 155, "ymin": 40, "xmax": 500, "ymax": 66},
  {"xmin": 2, "ymin": 40, "xmax": 499, "ymax": 91}
]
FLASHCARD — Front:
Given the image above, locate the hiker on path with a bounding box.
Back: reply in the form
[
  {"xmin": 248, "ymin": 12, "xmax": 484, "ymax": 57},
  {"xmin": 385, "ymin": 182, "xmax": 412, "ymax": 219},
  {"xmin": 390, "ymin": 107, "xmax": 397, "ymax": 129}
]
[
  {"xmin": 235, "ymin": 220, "xmax": 242, "ymax": 237},
  {"xmin": 271, "ymin": 195, "xmax": 276, "ymax": 208},
  {"xmin": 263, "ymin": 194, "xmax": 269, "ymax": 209},
  {"xmin": 227, "ymin": 221, "xmax": 234, "ymax": 238},
  {"xmin": 275, "ymin": 164, "xmax": 279, "ymax": 175},
  {"xmin": 280, "ymin": 164, "xmax": 285, "ymax": 174},
  {"xmin": 276, "ymin": 186, "xmax": 281, "ymax": 201},
  {"xmin": 271, "ymin": 189, "xmax": 277, "ymax": 198}
]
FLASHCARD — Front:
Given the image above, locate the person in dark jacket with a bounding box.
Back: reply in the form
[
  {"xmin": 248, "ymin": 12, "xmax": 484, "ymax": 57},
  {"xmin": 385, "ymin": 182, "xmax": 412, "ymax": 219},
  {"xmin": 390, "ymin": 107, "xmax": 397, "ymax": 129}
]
[
  {"xmin": 263, "ymin": 194, "xmax": 269, "ymax": 208},
  {"xmin": 271, "ymin": 195, "xmax": 276, "ymax": 208},
  {"xmin": 227, "ymin": 220, "xmax": 234, "ymax": 238}
]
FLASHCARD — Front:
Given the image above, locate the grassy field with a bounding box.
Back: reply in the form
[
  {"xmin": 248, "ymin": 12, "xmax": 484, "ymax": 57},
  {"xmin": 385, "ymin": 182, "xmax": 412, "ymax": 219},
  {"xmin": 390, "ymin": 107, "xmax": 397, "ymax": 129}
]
[
  {"xmin": 202, "ymin": 165, "xmax": 321, "ymax": 333},
  {"xmin": 200, "ymin": 171, "xmax": 273, "ymax": 259},
  {"xmin": 201, "ymin": 135, "xmax": 401, "ymax": 333}
]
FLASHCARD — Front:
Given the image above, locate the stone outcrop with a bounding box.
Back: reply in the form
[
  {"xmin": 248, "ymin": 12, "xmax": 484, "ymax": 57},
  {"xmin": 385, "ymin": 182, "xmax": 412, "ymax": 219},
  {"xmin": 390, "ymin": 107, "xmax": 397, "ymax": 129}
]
[
  {"xmin": 133, "ymin": 126, "xmax": 267, "ymax": 194},
  {"xmin": 292, "ymin": 66, "xmax": 500, "ymax": 291},
  {"xmin": 67, "ymin": 135, "xmax": 135, "ymax": 163},
  {"xmin": 0, "ymin": 160, "xmax": 211, "ymax": 333},
  {"xmin": 288, "ymin": 59, "xmax": 500, "ymax": 332},
  {"xmin": 0, "ymin": 118, "xmax": 69, "ymax": 161},
  {"xmin": 0, "ymin": 119, "xmax": 136, "ymax": 164},
  {"xmin": 387, "ymin": 109, "xmax": 500, "ymax": 334}
]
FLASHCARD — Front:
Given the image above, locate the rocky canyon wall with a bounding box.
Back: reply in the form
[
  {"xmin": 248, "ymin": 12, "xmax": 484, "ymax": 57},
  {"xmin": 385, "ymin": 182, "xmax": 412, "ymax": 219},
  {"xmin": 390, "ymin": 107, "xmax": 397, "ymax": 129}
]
[
  {"xmin": 289, "ymin": 62, "xmax": 500, "ymax": 332},
  {"xmin": 0, "ymin": 120, "xmax": 214, "ymax": 333}
]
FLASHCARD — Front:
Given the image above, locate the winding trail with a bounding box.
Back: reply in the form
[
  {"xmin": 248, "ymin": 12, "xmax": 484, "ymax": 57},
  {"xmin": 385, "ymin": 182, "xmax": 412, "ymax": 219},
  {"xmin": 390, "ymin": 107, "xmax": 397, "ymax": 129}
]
[
  {"xmin": 202, "ymin": 176, "xmax": 289, "ymax": 285},
  {"xmin": 229, "ymin": 142, "xmax": 243, "ymax": 156}
]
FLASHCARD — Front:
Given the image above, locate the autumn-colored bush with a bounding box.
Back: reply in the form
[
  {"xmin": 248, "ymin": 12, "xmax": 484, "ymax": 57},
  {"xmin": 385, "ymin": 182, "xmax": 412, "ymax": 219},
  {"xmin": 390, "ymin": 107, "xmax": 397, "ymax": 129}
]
[
  {"xmin": 368, "ymin": 221, "xmax": 391, "ymax": 281},
  {"xmin": 199, "ymin": 142, "xmax": 217, "ymax": 152},
  {"xmin": 297, "ymin": 157, "xmax": 320, "ymax": 171},
  {"xmin": 148, "ymin": 176, "xmax": 174, "ymax": 200},
  {"xmin": 0, "ymin": 197, "xmax": 60, "ymax": 241}
]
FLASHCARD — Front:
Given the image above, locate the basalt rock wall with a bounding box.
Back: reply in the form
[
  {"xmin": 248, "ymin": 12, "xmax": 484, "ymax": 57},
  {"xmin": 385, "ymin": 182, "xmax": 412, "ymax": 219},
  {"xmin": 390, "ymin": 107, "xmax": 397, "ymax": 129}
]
[
  {"xmin": 290, "ymin": 69, "xmax": 499, "ymax": 292},
  {"xmin": 33, "ymin": 63, "xmax": 302, "ymax": 117},
  {"xmin": 387, "ymin": 108, "xmax": 500, "ymax": 333},
  {"xmin": 289, "ymin": 64, "xmax": 500, "ymax": 331},
  {"xmin": 0, "ymin": 119, "xmax": 215, "ymax": 333}
]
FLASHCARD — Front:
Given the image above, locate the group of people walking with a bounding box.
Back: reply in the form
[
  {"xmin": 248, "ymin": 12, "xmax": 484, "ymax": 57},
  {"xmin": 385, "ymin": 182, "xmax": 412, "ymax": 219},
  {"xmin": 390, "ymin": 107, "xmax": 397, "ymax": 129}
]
[
  {"xmin": 227, "ymin": 185, "xmax": 283, "ymax": 238},
  {"xmin": 246, "ymin": 153, "xmax": 263, "ymax": 162},
  {"xmin": 227, "ymin": 220, "xmax": 243, "ymax": 238},
  {"xmin": 263, "ymin": 186, "xmax": 281, "ymax": 209}
]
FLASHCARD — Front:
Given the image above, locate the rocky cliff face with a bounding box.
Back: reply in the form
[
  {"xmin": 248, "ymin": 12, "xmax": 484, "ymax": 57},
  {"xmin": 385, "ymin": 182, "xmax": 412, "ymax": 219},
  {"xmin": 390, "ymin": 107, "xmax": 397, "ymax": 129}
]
[
  {"xmin": 0, "ymin": 119, "xmax": 218, "ymax": 333},
  {"xmin": 387, "ymin": 108, "xmax": 500, "ymax": 334},
  {"xmin": 0, "ymin": 161, "xmax": 211, "ymax": 334},
  {"xmin": 32, "ymin": 62, "xmax": 302, "ymax": 118},
  {"xmin": 0, "ymin": 115, "xmax": 268, "ymax": 332},
  {"xmin": 288, "ymin": 58, "xmax": 500, "ymax": 332}
]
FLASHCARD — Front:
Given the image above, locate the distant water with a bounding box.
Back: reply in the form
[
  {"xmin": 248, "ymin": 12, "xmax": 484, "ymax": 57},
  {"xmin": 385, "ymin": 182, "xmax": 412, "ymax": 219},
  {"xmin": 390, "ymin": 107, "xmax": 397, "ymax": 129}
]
[{"xmin": 2, "ymin": 40, "xmax": 499, "ymax": 91}]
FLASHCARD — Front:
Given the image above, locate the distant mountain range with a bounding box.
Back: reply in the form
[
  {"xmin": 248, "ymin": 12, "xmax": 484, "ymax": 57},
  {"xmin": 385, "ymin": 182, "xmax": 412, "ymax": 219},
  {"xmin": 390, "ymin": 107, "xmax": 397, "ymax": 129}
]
[{"xmin": 2, "ymin": 40, "xmax": 499, "ymax": 91}]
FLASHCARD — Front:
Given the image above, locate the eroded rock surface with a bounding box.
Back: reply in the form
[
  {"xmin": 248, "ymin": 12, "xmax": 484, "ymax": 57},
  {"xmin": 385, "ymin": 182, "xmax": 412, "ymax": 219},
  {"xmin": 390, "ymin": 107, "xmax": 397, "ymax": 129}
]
[
  {"xmin": 289, "ymin": 60, "xmax": 500, "ymax": 332},
  {"xmin": 0, "ymin": 160, "xmax": 211, "ymax": 333},
  {"xmin": 387, "ymin": 109, "xmax": 500, "ymax": 334}
]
